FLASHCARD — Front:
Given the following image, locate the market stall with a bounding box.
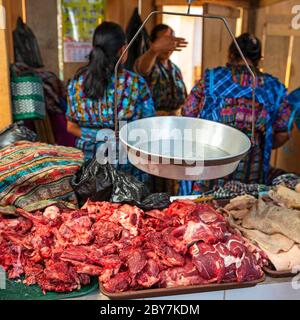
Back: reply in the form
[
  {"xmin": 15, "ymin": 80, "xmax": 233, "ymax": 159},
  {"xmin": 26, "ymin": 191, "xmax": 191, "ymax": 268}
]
[{"xmin": 0, "ymin": 0, "xmax": 300, "ymax": 301}]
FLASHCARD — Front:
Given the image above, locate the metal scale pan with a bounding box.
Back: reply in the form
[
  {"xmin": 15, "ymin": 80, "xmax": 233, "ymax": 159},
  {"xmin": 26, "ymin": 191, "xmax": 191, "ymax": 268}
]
[
  {"xmin": 114, "ymin": 2, "xmax": 256, "ymax": 181},
  {"xmin": 119, "ymin": 116, "xmax": 251, "ymax": 180}
]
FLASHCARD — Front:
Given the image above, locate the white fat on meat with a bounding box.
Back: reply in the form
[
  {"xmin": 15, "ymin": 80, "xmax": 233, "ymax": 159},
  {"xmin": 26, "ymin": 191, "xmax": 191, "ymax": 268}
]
[
  {"xmin": 183, "ymin": 221, "xmax": 211, "ymax": 244},
  {"xmin": 221, "ymin": 238, "xmax": 245, "ymax": 268},
  {"xmin": 222, "ymin": 254, "xmax": 243, "ymax": 268},
  {"xmin": 191, "ymin": 242, "xmax": 243, "ymax": 269},
  {"xmin": 43, "ymin": 206, "xmax": 60, "ymax": 220}
]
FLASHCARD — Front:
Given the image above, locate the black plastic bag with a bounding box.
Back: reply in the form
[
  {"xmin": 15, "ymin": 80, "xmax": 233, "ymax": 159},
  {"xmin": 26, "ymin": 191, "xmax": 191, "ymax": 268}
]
[
  {"xmin": 0, "ymin": 123, "xmax": 37, "ymax": 149},
  {"xmin": 13, "ymin": 17, "xmax": 44, "ymax": 68},
  {"xmin": 71, "ymin": 158, "xmax": 170, "ymax": 211},
  {"xmin": 124, "ymin": 8, "xmax": 150, "ymax": 71}
]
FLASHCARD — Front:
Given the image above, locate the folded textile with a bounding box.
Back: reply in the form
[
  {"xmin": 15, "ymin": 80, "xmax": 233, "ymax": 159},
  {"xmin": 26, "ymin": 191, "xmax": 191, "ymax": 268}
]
[{"xmin": 0, "ymin": 141, "xmax": 83, "ymax": 214}]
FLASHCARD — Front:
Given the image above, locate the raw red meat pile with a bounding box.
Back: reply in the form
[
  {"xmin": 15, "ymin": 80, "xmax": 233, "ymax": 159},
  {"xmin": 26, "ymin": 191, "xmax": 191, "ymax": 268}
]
[{"xmin": 0, "ymin": 200, "xmax": 268, "ymax": 293}]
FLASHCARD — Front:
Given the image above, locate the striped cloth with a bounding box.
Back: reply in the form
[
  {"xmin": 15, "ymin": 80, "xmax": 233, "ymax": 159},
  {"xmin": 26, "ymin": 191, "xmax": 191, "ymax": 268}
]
[
  {"xmin": 272, "ymin": 173, "xmax": 300, "ymax": 189},
  {"xmin": 202, "ymin": 181, "xmax": 269, "ymax": 199},
  {"xmin": 201, "ymin": 174, "xmax": 300, "ymax": 199},
  {"xmin": 0, "ymin": 141, "xmax": 83, "ymax": 214}
]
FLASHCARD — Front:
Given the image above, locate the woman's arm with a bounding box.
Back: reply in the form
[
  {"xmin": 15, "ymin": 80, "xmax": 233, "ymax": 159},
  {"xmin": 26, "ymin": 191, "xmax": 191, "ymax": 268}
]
[
  {"xmin": 134, "ymin": 48, "xmax": 158, "ymax": 76},
  {"xmin": 134, "ymin": 35, "xmax": 187, "ymax": 76},
  {"xmin": 67, "ymin": 121, "xmax": 81, "ymax": 138}
]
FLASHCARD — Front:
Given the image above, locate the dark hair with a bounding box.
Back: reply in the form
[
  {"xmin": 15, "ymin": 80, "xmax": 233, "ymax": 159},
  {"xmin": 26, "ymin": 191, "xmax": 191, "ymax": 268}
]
[
  {"xmin": 150, "ymin": 24, "xmax": 172, "ymax": 42},
  {"xmin": 229, "ymin": 33, "xmax": 262, "ymax": 67},
  {"xmin": 76, "ymin": 22, "xmax": 126, "ymax": 100}
]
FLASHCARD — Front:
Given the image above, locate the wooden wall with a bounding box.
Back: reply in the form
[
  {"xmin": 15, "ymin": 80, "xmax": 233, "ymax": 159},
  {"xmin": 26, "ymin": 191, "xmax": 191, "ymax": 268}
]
[
  {"xmin": 255, "ymin": 0, "xmax": 300, "ymax": 174},
  {"xmin": 25, "ymin": 0, "xmax": 59, "ymax": 75},
  {"xmin": 62, "ymin": 0, "xmax": 157, "ymax": 81},
  {"xmin": 19, "ymin": 0, "xmax": 254, "ymax": 81},
  {"xmin": 107, "ymin": 0, "xmax": 155, "ymax": 30},
  {"xmin": 202, "ymin": 3, "xmax": 241, "ymax": 70}
]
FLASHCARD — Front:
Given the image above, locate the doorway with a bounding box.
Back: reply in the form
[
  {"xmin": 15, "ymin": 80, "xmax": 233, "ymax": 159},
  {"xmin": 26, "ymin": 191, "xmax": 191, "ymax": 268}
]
[{"xmin": 162, "ymin": 5, "xmax": 203, "ymax": 93}]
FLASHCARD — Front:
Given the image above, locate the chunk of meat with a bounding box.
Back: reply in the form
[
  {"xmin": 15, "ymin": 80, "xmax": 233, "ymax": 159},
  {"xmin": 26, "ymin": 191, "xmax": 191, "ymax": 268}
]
[
  {"xmin": 69, "ymin": 261, "xmax": 102, "ymax": 276},
  {"xmin": 92, "ymin": 220, "xmax": 122, "ymax": 246},
  {"xmin": 58, "ymin": 215, "xmax": 93, "ymax": 245},
  {"xmin": 162, "ymin": 227, "xmax": 187, "ymax": 254},
  {"xmin": 159, "ymin": 259, "xmax": 205, "ymax": 288},
  {"xmin": 224, "ymin": 236, "xmax": 264, "ymax": 282},
  {"xmin": 190, "ymin": 243, "xmax": 225, "ymax": 283},
  {"xmin": 103, "ymin": 271, "xmax": 131, "ymax": 293},
  {"xmin": 136, "ymin": 259, "xmax": 160, "ymax": 288},
  {"xmin": 145, "ymin": 231, "xmax": 185, "ymax": 267},
  {"xmin": 164, "ymin": 200, "xmax": 197, "ymax": 224},
  {"xmin": 43, "ymin": 260, "xmax": 80, "ymax": 285},
  {"xmin": 145, "ymin": 209, "xmax": 167, "ymax": 221},
  {"xmin": 182, "ymin": 220, "xmax": 227, "ymax": 246},
  {"xmin": 0, "ymin": 200, "xmax": 266, "ymax": 294},
  {"xmin": 82, "ymin": 200, "xmax": 120, "ymax": 220},
  {"xmin": 110, "ymin": 204, "xmax": 143, "ymax": 236},
  {"xmin": 23, "ymin": 262, "xmax": 44, "ymax": 286},
  {"xmin": 0, "ymin": 217, "xmax": 32, "ymax": 234},
  {"xmin": 119, "ymin": 248, "xmax": 147, "ymax": 275}
]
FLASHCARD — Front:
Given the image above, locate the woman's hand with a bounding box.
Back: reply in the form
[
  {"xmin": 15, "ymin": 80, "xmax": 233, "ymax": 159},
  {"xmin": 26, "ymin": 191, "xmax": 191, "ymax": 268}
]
[
  {"xmin": 151, "ymin": 35, "xmax": 188, "ymax": 54},
  {"xmin": 67, "ymin": 121, "xmax": 82, "ymax": 138},
  {"xmin": 134, "ymin": 35, "xmax": 188, "ymax": 76}
]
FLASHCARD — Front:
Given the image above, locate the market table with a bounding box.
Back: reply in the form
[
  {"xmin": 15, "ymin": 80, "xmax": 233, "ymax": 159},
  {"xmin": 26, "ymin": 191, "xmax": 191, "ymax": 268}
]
[{"xmin": 70, "ymin": 276, "xmax": 300, "ymax": 300}]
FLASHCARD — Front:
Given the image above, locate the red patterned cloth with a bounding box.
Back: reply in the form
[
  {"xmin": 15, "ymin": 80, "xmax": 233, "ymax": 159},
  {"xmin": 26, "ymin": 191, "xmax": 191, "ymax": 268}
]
[{"xmin": 0, "ymin": 141, "xmax": 83, "ymax": 214}]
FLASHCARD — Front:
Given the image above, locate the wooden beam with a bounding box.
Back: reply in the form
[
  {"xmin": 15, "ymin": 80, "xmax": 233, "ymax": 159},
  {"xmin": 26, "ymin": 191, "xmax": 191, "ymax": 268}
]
[
  {"xmin": 155, "ymin": 0, "xmax": 251, "ymax": 9},
  {"xmin": 0, "ymin": 0, "xmax": 13, "ymax": 131},
  {"xmin": 204, "ymin": 3, "xmax": 240, "ymax": 18},
  {"xmin": 258, "ymin": 0, "xmax": 287, "ymax": 7}
]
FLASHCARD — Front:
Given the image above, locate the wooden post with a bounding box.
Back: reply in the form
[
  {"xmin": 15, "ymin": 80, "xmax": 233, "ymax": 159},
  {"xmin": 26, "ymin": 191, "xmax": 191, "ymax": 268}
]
[
  {"xmin": 3, "ymin": 0, "xmax": 24, "ymax": 62},
  {"xmin": 0, "ymin": 0, "xmax": 13, "ymax": 131},
  {"xmin": 0, "ymin": 0, "xmax": 25, "ymax": 131}
]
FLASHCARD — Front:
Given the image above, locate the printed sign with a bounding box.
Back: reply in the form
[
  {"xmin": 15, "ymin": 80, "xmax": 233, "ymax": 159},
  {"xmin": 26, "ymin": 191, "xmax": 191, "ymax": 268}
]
[{"xmin": 62, "ymin": 0, "xmax": 105, "ymax": 62}]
